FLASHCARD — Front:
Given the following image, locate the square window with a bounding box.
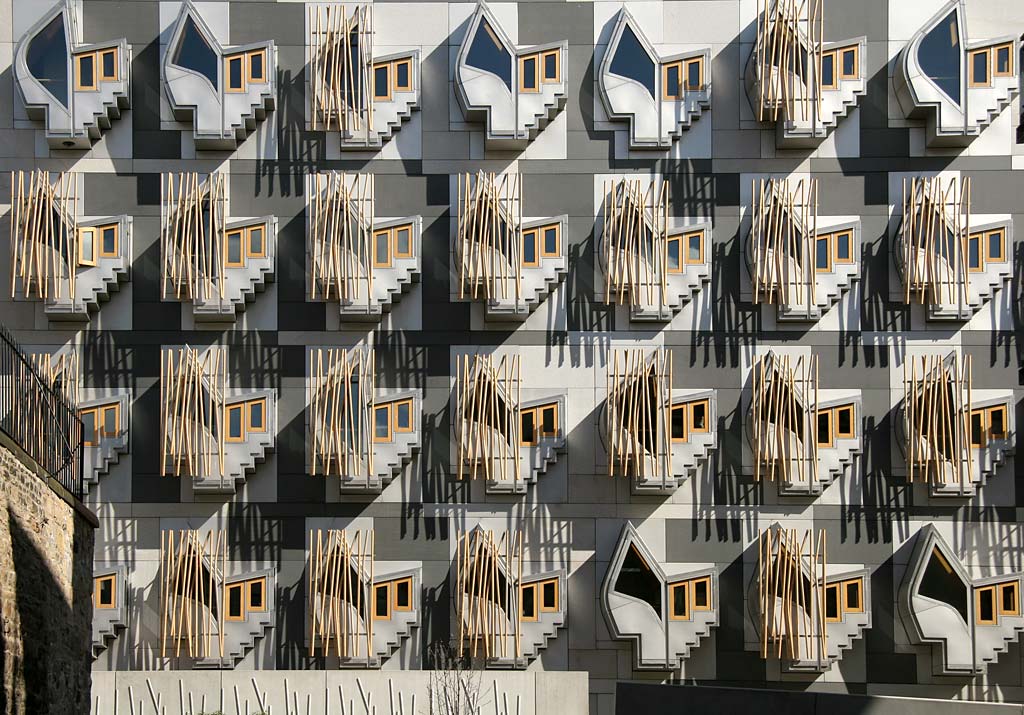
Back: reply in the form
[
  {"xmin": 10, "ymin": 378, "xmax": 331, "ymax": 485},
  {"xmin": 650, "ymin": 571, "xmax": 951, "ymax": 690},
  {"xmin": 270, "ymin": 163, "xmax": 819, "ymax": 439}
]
[
  {"xmin": 995, "ymin": 44, "xmax": 1013, "ymax": 76},
  {"xmin": 225, "ymin": 230, "xmax": 244, "ymax": 267},
  {"xmin": 373, "ymin": 229, "xmax": 392, "ymax": 268},
  {"xmin": 542, "ymin": 225, "xmax": 559, "ymax": 257},
  {"xmin": 247, "ymin": 226, "xmax": 265, "ymax": 258},
  {"xmin": 520, "ymin": 408, "xmax": 537, "ymax": 445},
  {"xmin": 669, "ymin": 581, "xmax": 689, "ymax": 620},
  {"xmin": 685, "ymin": 58, "xmax": 702, "ymax": 91},
  {"xmin": 821, "ymin": 52, "xmax": 836, "ymax": 89},
  {"xmin": 521, "ymin": 229, "xmax": 539, "ymax": 267},
  {"xmin": 95, "ymin": 574, "xmax": 116, "ymax": 609},
  {"xmin": 394, "ymin": 399, "xmax": 413, "ymax": 432},
  {"xmin": 373, "ymin": 583, "xmax": 390, "ymax": 620},
  {"xmin": 226, "ymin": 55, "xmax": 245, "ymax": 92},
  {"xmin": 248, "ymin": 578, "xmax": 266, "ymax": 611},
  {"xmin": 100, "ymin": 225, "xmax": 118, "ymax": 257},
  {"xmin": 79, "ymin": 228, "xmax": 97, "ymax": 267},
  {"xmin": 834, "ymin": 231, "xmax": 852, "ymax": 262},
  {"xmin": 374, "ymin": 404, "xmax": 392, "ymax": 443},
  {"xmin": 76, "ymin": 53, "xmax": 97, "ymax": 90},
  {"xmin": 666, "ymin": 236, "xmax": 682, "ymax": 273},
  {"xmin": 670, "ymin": 404, "xmax": 686, "ymax": 441},
  {"xmin": 970, "ymin": 49, "xmax": 990, "ymax": 87},
  {"xmin": 840, "ymin": 48, "xmax": 857, "ymax": 79},
  {"xmin": 541, "ymin": 579, "xmax": 557, "ymax": 611},
  {"xmin": 394, "ymin": 225, "xmax": 413, "ymax": 258},
  {"xmin": 662, "ymin": 62, "xmax": 682, "ymax": 100},
  {"xmin": 247, "ymin": 398, "xmax": 266, "ymax": 432},
  {"xmin": 542, "ymin": 50, "xmax": 559, "ymax": 83},
  {"xmin": 815, "ymin": 234, "xmax": 831, "ymax": 272},
  {"xmin": 520, "ymin": 55, "xmax": 539, "ymax": 92},
  {"xmin": 226, "ymin": 404, "xmax": 245, "ymax": 442},
  {"xmin": 689, "ymin": 400, "xmax": 709, "ymax": 433},
  {"xmin": 373, "ymin": 64, "xmax": 391, "ymax": 101},
  {"xmin": 394, "ymin": 578, "xmax": 412, "ymax": 610},
  {"xmin": 100, "ymin": 49, "xmax": 118, "ymax": 82},
  {"xmin": 394, "ymin": 59, "xmax": 413, "ymax": 91},
  {"xmin": 987, "ymin": 229, "xmax": 1005, "ymax": 262},
  {"xmin": 247, "ymin": 49, "xmax": 266, "ymax": 84},
  {"xmin": 685, "ymin": 231, "xmax": 703, "ymax": 264},
  {"xmin": 226, "ymin": 582, "xmax": 245, "ymax": 620},
  {"xmin": 520, "ymin": 583, "xmax": 538, "ymax": 621}
]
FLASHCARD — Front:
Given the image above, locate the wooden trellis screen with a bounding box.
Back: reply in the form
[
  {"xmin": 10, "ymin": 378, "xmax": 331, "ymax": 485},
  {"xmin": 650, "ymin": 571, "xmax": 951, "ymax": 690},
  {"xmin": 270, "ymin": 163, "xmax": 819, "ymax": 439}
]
[
  {"xmin": 159, "ymin": 529, "xmax": 227, "ymax": 660},
  {"xmin": 602, "ymin": 178, "xmax": 670, "ymax": 310},
  {"xmin": 30, "ymin": 350, "xmax": 80, "ymax": 407},
  {"xmin": 456, "ymin": 354, "xmax": 522, "ymax": 485},
  {"xmin": 308, "ymin": 528, "xmax": 375, "ymax": 659},
  {"xmin": 309, "ymin": 3, "xmax": 374, "ymax": 132},
  {"xmin": 758, "ymin": 526, "xmax": 828, "ymax": 664},
  {"xmin": 903, "ymin": 352, "xmax": 973, "ymax": 492},
  {"xmin": 751, "ymin": 353, "xmax": 819, "ymax": 485},
  {"xmin": 9, "ymin": 170, "xmax": 78, "ymax": 301},
  {"xmin": 606, "ymin": 349, "xmax": 673, "ymax": 483},
  {"xmin": 309, "ymin": 348, "xmax": 375, "ymax": 477},
  {"xmin": 751, "ymin": 178, "xmax": 818, "ymax": 307},
  {"xmin": 457, "ymin": 171, "xmax": 523, "ymax": 303},
  {"xmin": 456, "ymin": 529, "xmax": 523, "ymax": 662},
  {"xmin": 309, "ymin": 172, "xmax": 374, "ymax": 304},
  {"xmin": 160, "ymin": 346, "xmax": 226, "ymax": 480},
  {"xmin": 755, "ymin": 0, "xmax": 823, "ymax": 123},
  {"xmin": 901, "ymin": 177, "xmax": 971, "ymax": 309},
  {"xmin": 161, "ymin": 172, "xmax": 228, "ymax": 303}
]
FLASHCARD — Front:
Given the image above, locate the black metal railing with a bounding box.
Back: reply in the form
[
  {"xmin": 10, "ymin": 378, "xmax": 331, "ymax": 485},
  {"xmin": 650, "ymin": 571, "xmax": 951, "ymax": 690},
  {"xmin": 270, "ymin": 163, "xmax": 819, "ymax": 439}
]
[{"xmin": 0, "ymin": 325, "xmax": 83, "ymax": 499}]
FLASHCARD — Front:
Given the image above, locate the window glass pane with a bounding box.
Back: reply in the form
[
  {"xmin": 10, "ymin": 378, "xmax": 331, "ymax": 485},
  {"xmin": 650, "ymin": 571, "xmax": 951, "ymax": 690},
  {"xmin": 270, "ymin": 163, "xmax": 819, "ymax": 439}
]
[
  {"xmin": 543, "ymin": 227, "xmax": 558, "ymax": 255},
  {"xmin": 228, "ymin": 56, "xmax": 243, "ymax": 88},
  {"xmin": 249, "ymin": 400, "xmax": 264, "ymax": 430},
  {"xmin": 687, "ymin": 233, "xmax": 702, "ymax": 262},
  {"xmin": 78, "ymin": 54, "xmax": 95, "ymax": 87},
  {"xmin": 672, "ymin": 583, "xmax": 687, "ymax": 617},
  {"xmin": 227, "ymin": 231, "xmax": 242, "ymax": 264},
  {"xmin": 374, "ymin": 65, "xmax": 389, "ymax": 98},
  {"xmin": 27, "ymin": 14, "xmax": 69, "ymax": 107},
  {"xmin": 686, "ymin": 60, "xmax": 701, "ymax": 90},
  {"xmin": 81, "ymin": 410, "xmax": 96, "ymax": 443},
  {"xmin": 821, "ymin": 53, "xmax": 835, "ymax": 86},
  {"xmin": 375, "ymin": 406, "xmax": 390, "ymax": 439},
  {"xmin": 988, "ymin": 231, "xmax": 1002, "ymax": 260},
  {"xmin": 609, "ymin": 24, "xmax": 656, "ymax": 99},
  {"xmin": 103, "ymin": 406, "xmax": 117, "ymax": 436},
  {"xmin": 825, "ymin": 585, "xmax": 839, "ymax": 618},
  {"xmin": 836, "ymin": 232, "xmax": 851, "ymax": 260},
  {"xmin": 99, "ymin": 577, "xmax": 113, "ymax": 606},
  {"xmin": 466, "ymin": 20, "xmax": 512, "ymax": 91},
  {"xmin": 670, "ymin": 406, "xmax": 685, "ymax": 440},
  {"xmin": 615, "ymin": 545, "xmax": 661, "ymax": 613},
  {"xmin": 979, "ymin": 588, "xmax": 995, "ymax": 622},
  {"xmin": 970, "ymin": 412, "xmax": 984, "ymax": 445},
  {"xmin": 249, "ymin": 52, "xmax": 264, "ymax": 80},
  {"xmin": 541, "ymin": 406, "xmax": 556, "ymax": 433},
  {"xmin": 395, "ymin": 227, "xmax": 411, "ymax": 256},
  {"xmin": 841, "ymin": 49, "xmax": 856, "ymax": 77},
  {"xmin": 817, "ymin": 412, "xmax": 830, "ymax": 444},
  {"xmin": 837, "ymin": 407, "xmax": 852, "ymax": 436},
  {"xmin": 396, "ymin": 61, "xmax": 410, "ymax": 88},
  {"xmin": 667, "ymin": 238, "xmax": 681, "ymax": 271},
  {"xmin": 173, "ymin": 16, "xmax": 219, "ymax": 87},
  {"xmin": 521, "ymin": 585, "xmax": 536, "ymax": 618},
  {"xmin": 690, "ymin": 402, "xmax": 707, "ymax": 430},
  {"xmin": 396, "ymin": 401, "xmax": 411, "ymax": 430},
  {"xmin": 665, "ymin": 64, "xmax": 680, "ymax": 97},
  {"xmin": 816, "ymin": 236, "xmax": 830, "ymax": 269},
  {"xmin": 968, "ymin": 235, "xmax": 980, "ymax": 269},
  {"xmin": 375, "ymin": 585, "xmax": 389, "ymax": 617},
  {"xmin": 972, "ymin": 51, "xmax": 988, "ymax": 84},
  {"xmin": 375, "ymin": 231, "xmax": 390, "ymax": 265},
  {"xmin": 845, "ymin": 581, "xmax": 860, "ymax": 609},
  {"xmin": 249, "ymin": 580, "xmax": 263, "ymax": 609},
  {"xmin": 522, "ymin": 57, "xmax": 537, "ymax": 89},
  {"xmin": 990, "ymin": 408, "xmax": 1005, "ymax": 437},
  {"xmin": 996, "ymin": 46, "xmax": 1011, "ymax": 74},
  {"xmin": 102, "ymin": 227, "xmax": 117, "ymax": 255},
  {"xmin": 917, "ymin": 9, "xmax": 961, "ymax": 105},
  {"xmin": 1002, "ymin": 584, "xmax": 1016, "ymax": 612},
  {"xmin": 81, "ymin": 230, "xmax": 95, "ymax": 262},
  {"xmin": 228, "ymin": 585, "xmax": 243, "ymax": 618},
  {"xmin": 229, "ymin": 406, "xmax": 243, "ymax": 439},
  {"xmin": 248, "ymin": 227, "xmax": 264, "ymax": 256},
  {"xmin": 543, "ymin": 52, "xmax": 557, "ymax": 80},
  {"xmin": 542, "ymin": 580, "xmax": 556, "ymax": 608},
  {"xmin": 693, "ymin": 578, "xmax": 708, "ymax": 607},
  {"xmin": 521, "ymin": 410, "xmax": 536, "ymax": 443},
  {"xmin": 920, "ymin": 546, "xmax": 969, "ymax": 625},
  {"xmin": 396, "ymin": 580, "xmax": 410, "ymax": 607},
  {"xmin": 102, "ymin": 50, "xmax": 116, "ymax": 79},
  {"xmin": 522, "ymin": 231, "xmax": 537, "ymax": 264}
]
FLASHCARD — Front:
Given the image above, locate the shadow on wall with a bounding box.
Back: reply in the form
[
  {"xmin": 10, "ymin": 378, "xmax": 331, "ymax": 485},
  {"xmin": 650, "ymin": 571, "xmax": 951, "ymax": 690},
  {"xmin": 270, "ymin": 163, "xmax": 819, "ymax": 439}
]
[{"xmin": 5, "ymin": 510, "xmax": 93, "ymax": 715}]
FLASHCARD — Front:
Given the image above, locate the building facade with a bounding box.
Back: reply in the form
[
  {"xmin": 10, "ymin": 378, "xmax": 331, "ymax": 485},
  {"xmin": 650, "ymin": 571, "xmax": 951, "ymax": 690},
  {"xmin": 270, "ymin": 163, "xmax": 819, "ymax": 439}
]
[{"xmin": 3, "ymin": 0, "xmax": 1024, "ymax": 712}]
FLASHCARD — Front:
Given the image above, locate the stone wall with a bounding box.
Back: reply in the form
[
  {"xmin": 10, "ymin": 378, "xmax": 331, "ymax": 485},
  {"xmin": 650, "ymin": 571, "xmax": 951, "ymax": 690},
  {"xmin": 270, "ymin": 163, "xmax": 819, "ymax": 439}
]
[{"xmin": 0, "ymin": 436, "xmax": 96, "ymax": 715}]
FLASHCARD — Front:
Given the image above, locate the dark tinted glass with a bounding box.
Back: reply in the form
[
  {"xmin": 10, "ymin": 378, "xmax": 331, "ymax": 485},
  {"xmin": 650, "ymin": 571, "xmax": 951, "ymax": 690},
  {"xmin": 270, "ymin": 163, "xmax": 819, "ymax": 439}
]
[
  {"xmin": 837, "ymin": 407, "xmax": 852, "ymax": 436},
  {"xmin": 845, "ymin": 581, "xmax": 860, "ymax": 609},
  {"xmin": 228, "ymin": 584, "xmax": 243, "ymax": 618},
  {"xmin": 544, "ymin": 52, "xmax": 557, "ymax": 80},
  {"xmin": 1002, "ymin": 584, "xmax": 1016, "ymax": 612},
  {"xmin": 614, "ymin": 545, "xmax": 662, "ymax": 616},
  {"xmin": 374, "ymin": 65, "xmax": 389, "ymax": 98},
  {"xmin": 249, "ymin": 400, "xmax": 264, "ymax": 429},
  {"xmin": 687, "ymin": 60, "xmax": 701, "ymax": 90},
  {"xmin": 821, "ymin": 53, "xmax": 835, "ymax": 86},
  {"xmin": 102, "ymin": 49, "xmax": 116, "ymax": 79},
  {"xmin": 395, "ymin": 227, "xmax": 411, "ymax": 255},
  {"xmin": 99, "ymin": 578, "xmax": 113, "ymax": 605},
  {"xmin": 836, "ymin": 232, "xmax": 851, "ymax": 259},
  {"xmin": 988, "ymin": 231, "xmax": 1002, "ymax": 259},
  {"xmin": 817, "ymin": 412, "xmax": 830, "ymax": 444},
  {"xmin": 521, "ymin": 409, "xmax": 536, "ymax": 443},
  {"xmin": 825, "ymin": 585, "xmax": 839, "ymax": 618},
  {"xmin": 249, "ymin": 52, "xmax": 264, "ymax": 81},
  {"xmin": 522, "ymin": 231, "xmax": 537, "ymax": 264},
  {"xmin": 688, "ymin": 233, "xmax": 701, "ymax": 261},
  {"xmin": 816, "ymin": 236, "xmax": 830, "ymax": 269},
  {"xmin": 522, "ymin": 57, "xmax": 537, "ymax": 89},
  {"xmin": 27, "ymin": 14, "xmax": 69, "ymax": 107},
  {"xmin": 249, "ymin": 580, "xmax": 263, "ymax": 608},
  {"xmin": 665, "ymin": 64, "xmax": 680, "ymax": 97},
  {"xmin": 691, "ymin": 402, "xmax": 706, "ymax": 430},
  {"xmin": 671, "ymin": 406, "xmax": 685, "ymax": 439},
  {"xmin": 81, "ymin": 410, "xmax": 96, "ymax": 443},
  {"xmin": 919, "ymin": 547, "xmax": 969, "ymax": 623},
  {"xmin": 229, "ymin": 406, "xmax": 243, "ymax": 438},
  {"xmin": 249, "ymin": 227, "xmax": 264, "ymax": 255},
  {"xmin": 375, "ymin": 231, "xmax": 389, "ymax": 264},
  {"xmin": 521, "ymin": 585, "xmax": 536, "ymax": 618},
  {"xmin": 609, "ymin": 24, "xmax": 655, "ymax": 98},
  {"xmin": 103, "ymin": 407, "xmax": 117, "ymax": 435},
  {"xmin": 396, "ymin": 401, "xmax": 411, "ymax": 429},
  {"xmin": 996, "ymin": 46, "xmax": 1010, "ymax": 74},
  {"xmin": 693, "ymin": 578, "xmax": 708, "ymax": 607},
  {"xmin": 466, "ymin": 20, "xmax": 512, "ymax": 91},
  {"xmin": 968, "ymin": 235, "xmax": 980, "ymax": 268},
  {"xmin": 990, "ymin": 408, "xmax": 1005, "ymax": 436},
  {"xmin": 541, "ymin": 406, "xmax": 556, "ymax": 433},
  {"xmin": 841, "ymin": 49, "xmax": 856, "ymax": 77},
  {"xmin": 917, "ymin": 9, "xmax": 961, "ymax": 105},
  {"xmin": 227, "ymin": 231, "xmax": 242, "ymax": 264},
  {"xmin": 228, "ymin": 56, "xmax": 242, "ymax": 89},
  {"xmin": 971, "ymin": 412, "xmax": 983, "ymax": 444},
  {"xmin": 173, "ymin": 16, "xmax": 218, "ymax": 87},
  {"xmin": 102, "ymin": 227, "xmax": 116, "ymax": 254},
  {"xmin": 396, "ymin": 580, "xmax": 410, "ymax": 607},
  {"xmin": 667, "ymin": 238, "xmax": 681, "ymax": 270},
  {"xmin": 375, "ymin": 584, "xmax": 388, "ymax": 617},
  {"xmin": 672, "ymin": 583, "xmax": 687, "ymax": 617},
  {"xmin": 979, "ymin": 588, "xmax": 995, "ymax": 622},
  {"xmin": 79, "ymin": 54, "xmax": 95, "ymax": 87},
  {"xmin": 375, "ymin": 406, "xmax": 389, "ymax": 438},
  {"xmin": 542, "ymin": 580, "xmax": 556, "ymax": 608},
  {"xmin": 544, "ymin": 227, "xmax": 558, "ymax": 255},
  {"xmin": 972, "ymin": 51, "xmax": 989, "ymax": 84},
  {"xmin": 396, "ymin": 61, "xmax": 409, "ymax": 88}
]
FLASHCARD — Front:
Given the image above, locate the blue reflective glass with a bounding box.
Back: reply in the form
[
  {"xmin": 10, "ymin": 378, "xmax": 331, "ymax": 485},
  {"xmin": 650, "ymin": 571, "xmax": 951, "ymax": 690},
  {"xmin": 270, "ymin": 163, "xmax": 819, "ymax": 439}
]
[
  {"xmin": 918, "ymin": 9, "xmax": 961, "ymax": 105},
  {"xmin": 173, "ymin": 16, "xmax": 218, "ymax": 88},
  {"xmin": 466, "ymin": 20, "xmax": 512, "ymax": 91},
  {"xmin": 27, "ymin": 14, "xmax": 69, "ymax": 107},
  {"xmin": 609, "ymin": 24, "xmax": 655, "ymax": 98}
]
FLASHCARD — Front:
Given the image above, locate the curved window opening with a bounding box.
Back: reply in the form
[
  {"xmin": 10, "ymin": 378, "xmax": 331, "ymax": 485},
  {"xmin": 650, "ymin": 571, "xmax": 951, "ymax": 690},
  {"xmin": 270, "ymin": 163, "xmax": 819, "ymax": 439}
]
[
  {"xmin": 609, "ymin": 24, "xmax": 655, "ymax": 99},
  {"xmin": 466, "ymin": 20, "xmax": 512, "ymax": 91},
  {"xmin": 27, "ymin": 14, "xmax": 69, "ymax": 108},
  {"xmin": 172, "ymin": 15, "xmax": 219, "ymax": 88},
  {"xmin": 918, "ymin": 546, "xmax": 969, "ymax": 624},
  {"xmin": 917, "ymin": 9, "xmax": 961, "ymax": 106},
  {"xmin": 614, "ymin": 544, "xmax": 662, "ymax": 617}
]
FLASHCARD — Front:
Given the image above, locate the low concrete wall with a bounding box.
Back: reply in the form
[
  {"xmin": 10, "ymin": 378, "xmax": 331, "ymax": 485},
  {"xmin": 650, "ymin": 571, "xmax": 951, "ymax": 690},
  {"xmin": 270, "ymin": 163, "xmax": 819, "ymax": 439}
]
[{"xmin": 91, "ymin": 669, "xmax": 590, "ymax": 715}]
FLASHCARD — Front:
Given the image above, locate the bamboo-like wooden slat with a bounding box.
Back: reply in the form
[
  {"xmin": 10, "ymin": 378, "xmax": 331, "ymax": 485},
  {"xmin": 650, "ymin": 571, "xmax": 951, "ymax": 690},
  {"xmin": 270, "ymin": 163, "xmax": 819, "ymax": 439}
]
[
  {"xmin": 903, "ymin": 352, "xmax": 973, "ymax": 494},
  {"xmin": 751, "ymin": 353, "xmax": 819, "ymax": 486},
  {"xmin": 750, "ymin": 178, "xmax": 818, "ymax": 308},
  {"xmin": 9, "ymin": 170, "xmax": 79, "ymax": 302},
  {"xmin": 455, "ymin": 354, "xmax": 522, "ymax": 486},
  {"xmin": 159, "ymin": 529, "xmax": 227, "ymax": 660},
  {"xmin": 901, "ymin": 177, "xmax": 971, "ymax": 311},
  {"xmin": 308, "ymin": 347, "xmax": 375, "ymax": 478},
  {"xmin": 456, "ymin": 171, "xmax": 523, "ymax": 304},
  {"xmin": 309, "ymin": 172, "xmax": 375, "ymax": 306},
  {"xmin": 308, "ymin": 528, "xmax": 375, "ymax": 659},
  {"xmin": 602, "ymin": 178, "xmax": 670, "ymax": 311},
  {"xmin": 161, "ymin": 172, "xmax": 228, "ymax": 304},
  {"xmin": 755, "ymin": 0, "xmax": 823, "ymax": 124},
  {"xmin": 758, "ymin": 526, "xmax": 828, "ymax": 666},
  {"xmin": 20, "ymin": 350, "xmax": 81, "ymax": 475},
  {"xmin": 159, "ymin": 346, "xmax": 226, "ymax": 482},
  {"xmin": 308, "ymin": 3, "xmax": 374, "ymax": 134},
  {"xmin": 605, "ymin": 349, "xmax": 673, "ymax": 485},
  {"xmin": 456, "ymin": 529, "xmax": 523, "ymax": 663}
]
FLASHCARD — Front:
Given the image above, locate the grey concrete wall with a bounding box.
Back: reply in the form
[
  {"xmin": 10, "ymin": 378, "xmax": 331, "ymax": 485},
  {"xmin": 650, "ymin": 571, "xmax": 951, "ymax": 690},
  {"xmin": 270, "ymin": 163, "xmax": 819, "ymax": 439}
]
[{"xmin": 3, "ymin": 0, "xmax": 1024, "ymax": 714}]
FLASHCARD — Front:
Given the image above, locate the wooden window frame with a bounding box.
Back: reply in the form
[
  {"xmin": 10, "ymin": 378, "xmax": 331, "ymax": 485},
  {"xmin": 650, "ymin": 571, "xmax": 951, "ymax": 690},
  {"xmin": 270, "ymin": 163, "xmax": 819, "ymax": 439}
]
[
  {"xmin": 820, "ymin": 50, "xmax": 838, "ymax": 90},
  {"xmin": 372, "ymin": 62, "xmax": 392, "ymax": 101},
  {"xmin": 691, "ymin": 576, "xmax": 712, "ymax": 611},
  {"xmin": 970, "ymin": 408, "xmax": 986, "ymax": 448},
  {"xmin": 688, "ymin": 399, "xmax": 710, "ymax": 434},
  {"xmin": 683, "ymin": 230, "xmax": 704, "ymax": 265},
  {"xmin": 246, "ymin": 397, "xmax": 266, "ymax": 434},
  {"xmin": 539, "ymin": 402, "xmax": 559, "ymax": 438},
  {"xmin": 393, "ymin": 577, "xmax": 414, "ymax": 611},
  {"xmin": 969, "ymin": 48, "xmax": 992, "ymax": 88},
  {"xmin": 225, "ymin": 229, "xmax": 246, "ymax": 267},
  {"xmin": 816, "ymin": 407, "xmax": 834, "ymax": 448},
  {"xmin": 988, "ymin": 404, "xmax": 1008, "ymax": 441},
  {"xmin": 98, "ymin": 223, "xmax": 119, "ymax": 258},
  {"xmin": 842, "ymin": 578, "xmax": 864, "ymax": 613},
  {"xmin": 78, "ymin": 227, "xmax": 97, "ymax": 267},
  {"xmin": 95, "ymin": 574, "xmax": 117, "ymax": 609},
  {"xmin": 541, "ymin": 49, "xmax": 560, "ymax": 83},
  {"xmin": 966, "ymin": 232, "xmax": 984, "ymax": 273},
  {"xmin": 247, "ymin": 49, "xmax": 267, "ymax": 85},
  {"xmin": 540, "ymin": 578, "xmax": 558, "ymax": 612},
  {"xmin": 373, "ymin": 582, "xmax": 391, "ymax": 620},
  {"xmin": 100, "ymin": 402, "xmax": 121, "ymax": 440},
  {"xmin": 518, "ymin": 54, "xmax": 540, "ymax": 94},
  {"xmin": 666, "ymin": 235, "xmax": 684, "ymax": 274},
  {"xmin": 373, "ymin": 228, "xmax": 392, "ymax": 268},
  {"xmin": 99, "ymin": 48, "xmax": 119, "ymax": 82},
  {"xmin": 80, "ymin": 407, "xmax": 100, "ymax": 446},
  {"xmin": 986, "ymin": 228, "xmax": 1006, "ymax": 263},
  {"xmin": 999, "ymin": 581, "xmax": 1020, "ymax": 616},
  {"xmin": 993, "ymin": 43, "xmax": 1014, "ymax": 77},
  {"xmin": 683, "ymin": 57, "xmax": 704, "ymax": 92},
  {"xmin": 520, "ymin": 406, "xmax": 538, "ymax": 446},
  {"xmin": 225, "ymin": 403, "xmax": 246, "ymax": 443},
  {"xmin": 539, "ymin": 224, "xmax": 560, "ymax": 259},
  {"xmin": 373, "ymin": 403, "xmax": 393, "ymax": 444},
  {"xmin": 226, "ymin": 582, "xmax": 246, "ymax": 621},
  {"xmin": 75, "ymin": 52, "xmax": 98, "ymax": 91},
  {"xmin": 824, "ymin": 583, "xmax": 842, "ymax": 622},
  {"xmin": 670, "ymin": 403, "xmax": 688, "ymax": 443},
  {"xmin": 393, "ymin": 58, "xmax": 413, "ymax": 91},
  {"xmin": 833, "ymin": 230, "xmax": 853, "ymax": 264},
  {"xmin": 225, "ymin": 54, "xmax": 246, "ymax": 93},
  {"xmin": 661, "ymin": 60, "xmax": 683, "ymax": 100},
  {"xmin": 976, "ymin": 585, "xmax": 998, "ymax": 625},
  {"xmin": 521, "ymin": 228, "xmax": 540, "ymax": 267},
  {"xmin": 247, "ymin": 577, "xmax": 267, "ymax": 612},
  {"xmin": 392, "ymin": 398, "xmax": 414, "ymax": 433},
  {"xmin": 838, "ymin": 46, "xmax": 858, "ymax": 80},
  {"xmin": 245, "ymin": 225, "xmax": 266, "ymax": 259},
  {"xmin": 519, "ymin": 582, "xmax": 540, "ymax": 621},
  {"xmin": 393, "ymin": 224, "xmax": 414, "ymax": 259},
  {"xmin": 815, "ymin": 233, "xmax": 833, "ymax": 273},
  {"xmin": 668, "ymin": 581, "xmax": 690, "ymax": 620},
  {"xmin": 834, "ymin": 404, "xmax": 855, "ymax": 439}
]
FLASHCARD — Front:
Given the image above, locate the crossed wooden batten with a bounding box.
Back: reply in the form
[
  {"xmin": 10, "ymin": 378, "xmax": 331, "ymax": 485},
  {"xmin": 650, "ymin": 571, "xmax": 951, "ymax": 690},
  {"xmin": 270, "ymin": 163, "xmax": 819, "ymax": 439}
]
[
  {"xmin": 754, "ymin": 0, "xmax": 824, "ymax": 124},
  {"xmin": 308, "ymin": 347, "xmax": 376, "ymax": 478},
  {"xmin": 750, "ymin": 352, "xmax": 819, "ymax": 485},
  {"xmin": 900, "ymin": 176, "xmax": 971, "ymax": 309},
  {"xmin": 160, "ymin": 345, "xmax": 226, "ymax": 481},
  {"xmin": 456, "ymin": 529, "xmax": 524, "ymax": 663},
  {"xmin": 605, "ymin": 349, "xmax": 673, "ymax": 482},
  {"xmin": 750, "ymin": 177, "xmax": 819, "ymax": 308},
  {"xmin": 455, "ymin": 353, "xmax": 522, "ymax": 485},
  {"xmin": 9, "ymin": 170, "xmax": 79, "ymax": 302},
  {"xmin": 308, "ymin": 528, "xmax": 376, "ymax": 659},
  {"xmin": 309, "ymin": 172, "xmax": 375, "ymax": 304},
  {"xmin": 160, "ymin": 171, "xmax": 228, "ymax": 303},
  {"xmin": 308, "ymin": 3, "xmax": 375, "ymax": 133},
  {"xmin": 456, "ymin": 171, "xmax": 524, "ymax": 304},
  {"xmin": 159, "ymin": 529, "xmax": 228, "ymax": 660},
  {"xmin": 601, "ymin": 178, "xmax": 672, "ymax": 310}
]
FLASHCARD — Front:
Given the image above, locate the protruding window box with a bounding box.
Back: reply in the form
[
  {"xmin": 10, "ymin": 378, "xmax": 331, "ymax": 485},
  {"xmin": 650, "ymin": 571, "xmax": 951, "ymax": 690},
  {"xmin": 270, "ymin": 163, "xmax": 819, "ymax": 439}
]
[
  {"xmin": 92, "ymin": 565, "xmax": 129, "ymax": 659},
  {"xmin": 79, "ymin": 393, "xmax": 131, "ymax": 494}
]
